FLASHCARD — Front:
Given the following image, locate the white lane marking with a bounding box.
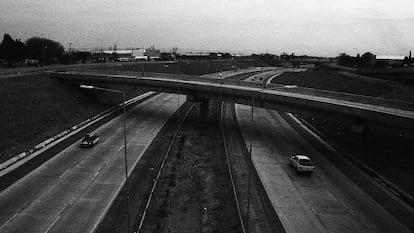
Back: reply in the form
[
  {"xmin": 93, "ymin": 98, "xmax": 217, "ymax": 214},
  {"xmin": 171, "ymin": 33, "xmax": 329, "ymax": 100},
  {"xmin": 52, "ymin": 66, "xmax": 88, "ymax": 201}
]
[
  {"xmin": 309, "ymin": 205, "xmax": 318, "ymax": 215},
  {"xmin": 265, "ymin": 72, "xmax": 282, "ymax": 87},
  {"xmin": 91, "ymin": 172, "xmax": 100, "ymax": 181},
  {"xmin": 287, "ymin": 113, "xmax": 302, "ymax": 124},
  {"xmin": 117, "ymin": 145, "xmax": 124, "ymax": 152},
  {"xmin": 0, "ymin": 213, "xmax": 19, "ymax": 230},
  {"xmin": 44, "ymin": 216, "xmax": 60, "ymax": 233},
  {"xmin": 59, "ymin": 168, "xmax": 71, "ymax": 178}
]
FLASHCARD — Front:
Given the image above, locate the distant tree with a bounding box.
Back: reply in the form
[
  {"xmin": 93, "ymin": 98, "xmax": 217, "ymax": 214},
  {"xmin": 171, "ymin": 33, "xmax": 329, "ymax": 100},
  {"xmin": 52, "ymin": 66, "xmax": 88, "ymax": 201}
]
[
  {"xmin": 172, "ymin": 47, "xmax": 178, "ymax": 55},
  {"xmin": 403, "ymin": 56, "xmax": 410, "ymax": 66},
  {"xmin": 0, "ymin": 34, "xmax": 27, "ymax": 67},
  {"xmin": 60, "ymin": 50, "xmax": 91, "ymax": 64},
  {"xmin": 73, "ymin": 51, "xmax": 91, "ymax": 63},
  {"xmin": 222, "ymin": 52, "xmax": 232, "ymax": 59},
  {"xmin": 26, "ymin": 37, "xmax": 65, "ymax": 65},
  {"xmin": 337, "ymin": 53, "xmax": 358, "ymax": 67},
  {"xmin": 360, "ymin": 52, "xmax": 375, "ymax": 67}
]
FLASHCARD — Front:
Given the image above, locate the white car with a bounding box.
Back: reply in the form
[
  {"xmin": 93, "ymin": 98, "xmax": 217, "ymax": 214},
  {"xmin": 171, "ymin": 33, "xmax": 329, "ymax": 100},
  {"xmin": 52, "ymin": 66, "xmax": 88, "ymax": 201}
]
[{"xmin": 290, "ymin": 155, "xmax": 315, "ymax": 174}]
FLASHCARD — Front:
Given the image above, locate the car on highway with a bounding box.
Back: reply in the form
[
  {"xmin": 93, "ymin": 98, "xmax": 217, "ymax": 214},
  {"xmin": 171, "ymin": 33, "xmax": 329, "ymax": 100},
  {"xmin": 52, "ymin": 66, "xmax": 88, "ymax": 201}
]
[
  {"xmin": 80, "ymin": 133, "xmax": 99, "ymax": 148},
  {"xmin": 290, "ymin": 155, "xmax": 315, "ymax": 174}
]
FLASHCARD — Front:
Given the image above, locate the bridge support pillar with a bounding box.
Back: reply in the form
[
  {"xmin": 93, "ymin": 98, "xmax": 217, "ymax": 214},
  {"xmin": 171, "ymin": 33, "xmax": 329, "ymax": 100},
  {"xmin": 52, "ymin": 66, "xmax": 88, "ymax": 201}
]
[
  {"xmin": 350, "ymin": 118, "xmax": 368, "ymax": 137},
  {"xmin": 187, "ymin": 95, "xmax": 210, "ymax": 121},
  {"xmin": 200, "ymin": 99, "xmax": 210, "ymax": 121}
]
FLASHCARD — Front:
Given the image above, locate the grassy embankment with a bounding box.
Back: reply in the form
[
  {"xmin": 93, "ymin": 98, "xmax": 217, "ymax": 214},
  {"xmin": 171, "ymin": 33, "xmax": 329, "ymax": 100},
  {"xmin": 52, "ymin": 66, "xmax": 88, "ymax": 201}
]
[
  {"xmin": 89, "ymin": 59, "xmax": 269, "ymax": 75},
  {"xmin": 0, "ymin": 59, "xmax": 268, "ymax": 163},
  {"xmin": 271, "ymin": 68, "xmax": 414, "ymax": 196},
  {"xmin": 0, "ymin": 74, "xmax": 108, "ymax": 161}
]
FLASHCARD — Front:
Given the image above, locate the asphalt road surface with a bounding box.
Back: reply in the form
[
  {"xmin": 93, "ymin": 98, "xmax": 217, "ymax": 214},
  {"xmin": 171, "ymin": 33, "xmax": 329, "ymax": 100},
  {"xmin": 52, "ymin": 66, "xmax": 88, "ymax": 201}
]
[
  {"xmin": 235, "ymin": 104, "xmax": 410, "ymax": 233},
  {"xmin": 0, "ymin": 93, "xmax": 185, "ymax": 233}
]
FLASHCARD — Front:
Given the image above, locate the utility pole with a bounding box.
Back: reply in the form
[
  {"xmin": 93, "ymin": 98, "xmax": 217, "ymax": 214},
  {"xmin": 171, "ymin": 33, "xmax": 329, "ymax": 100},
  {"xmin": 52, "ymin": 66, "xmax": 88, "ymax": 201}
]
[
  {"xmin": 41, "ymin": 33, "xmax": 45, "ymax": 66},
  {"xmin": 98, "ymin": 39, "xmax": 103, "ymax": 53},
  {"xmin": 246, "ymin": 95, "xmax": 254, "ymax": 232},
  {"xmin": 42, "ymin": 40, "xmax": 46, "ymax": 67},
  {"xmin": 98, "ymin": 38, "xmax": 103, "ymax": 62},
  {"xmin": 68, "ymin": 43, "xmax": 72, "ymax": 54}
]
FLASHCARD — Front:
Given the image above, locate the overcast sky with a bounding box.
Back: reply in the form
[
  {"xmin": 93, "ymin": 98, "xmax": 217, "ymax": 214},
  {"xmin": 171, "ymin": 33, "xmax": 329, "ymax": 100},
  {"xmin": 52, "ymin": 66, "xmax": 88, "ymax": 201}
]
[{"xmin": 1, "ymin": 0, "xmax": 413, "ymax": 56}]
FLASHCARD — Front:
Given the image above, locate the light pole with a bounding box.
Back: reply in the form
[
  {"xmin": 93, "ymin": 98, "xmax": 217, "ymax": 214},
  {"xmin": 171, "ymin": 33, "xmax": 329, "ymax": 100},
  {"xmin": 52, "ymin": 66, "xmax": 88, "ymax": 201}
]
[
  {"xmin": 246, "ymin": 95, "xmax": 254, "ymax": 232},
  {"xmin": 79, "ymin": 85, "xmax": 131, "ymax": 233},
  {"xmin": 98, "ymin": 39, "xmax": 103, "ymax": 62},
  {"xmin": 42, "ymin": 42, "xmax": 46, "ymax": 67}
]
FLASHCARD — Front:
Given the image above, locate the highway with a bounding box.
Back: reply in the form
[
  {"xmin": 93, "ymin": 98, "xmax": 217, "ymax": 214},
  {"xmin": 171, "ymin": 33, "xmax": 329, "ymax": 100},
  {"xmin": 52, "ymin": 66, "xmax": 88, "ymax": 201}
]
[
  {"xmin": 2, "ymin": 67, "xmax": 412, "ymax": 233},
  {"xmin": 235, "ymin": 104, "xmax": 410, "ymax": 233},
  {"xmin": 0, "ymin": 93, "xmax": 185, "ymax": 233}
]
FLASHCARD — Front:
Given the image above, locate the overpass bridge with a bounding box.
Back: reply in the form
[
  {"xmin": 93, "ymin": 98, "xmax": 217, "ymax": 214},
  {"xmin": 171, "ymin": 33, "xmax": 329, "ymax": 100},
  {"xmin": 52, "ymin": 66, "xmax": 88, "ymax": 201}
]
[{"xmin": 51, "ymin": 71, "xmax": 414, "ymax": 135}]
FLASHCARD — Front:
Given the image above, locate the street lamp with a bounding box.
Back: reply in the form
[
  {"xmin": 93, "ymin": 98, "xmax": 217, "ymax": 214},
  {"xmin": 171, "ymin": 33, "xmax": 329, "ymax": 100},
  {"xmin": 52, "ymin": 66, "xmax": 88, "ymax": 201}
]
[{"xmin": 79, "ymin": 85, "xmax": 131, "ymax": 233}]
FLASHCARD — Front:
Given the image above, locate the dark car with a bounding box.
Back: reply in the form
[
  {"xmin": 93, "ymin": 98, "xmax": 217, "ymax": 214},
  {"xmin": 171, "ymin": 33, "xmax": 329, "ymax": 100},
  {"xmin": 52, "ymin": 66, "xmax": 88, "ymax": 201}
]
[{"xmin": 80, "ymin": 133, "xmax": 99, "ymax": 148}]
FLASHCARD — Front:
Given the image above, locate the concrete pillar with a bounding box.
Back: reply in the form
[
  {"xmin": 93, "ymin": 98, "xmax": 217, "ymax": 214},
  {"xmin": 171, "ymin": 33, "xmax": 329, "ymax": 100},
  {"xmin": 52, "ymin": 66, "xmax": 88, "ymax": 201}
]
[
  {"xmin": 187, "ymin": 95, "xmax": 210, "ymax": 121},
  {"xmin": 200, "ymin": 99, "xmax": 210, "ymax": 121},
  {"xmin": 350, "ymin": 118, "xmax": 369, "ymax": 137}
]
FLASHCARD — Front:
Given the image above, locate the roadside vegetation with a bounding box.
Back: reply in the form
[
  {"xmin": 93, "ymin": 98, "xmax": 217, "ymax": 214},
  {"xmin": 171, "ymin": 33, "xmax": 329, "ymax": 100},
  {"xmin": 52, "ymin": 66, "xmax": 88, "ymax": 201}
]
[
  {"xmin": 89, "ymin": 59, "xmax": 270, "ymax": 76},
  {"xmin": 0, "ymin": 59, "xmax": 268, "ymax": 163},
  {"xmin": 0, "ymin": 34, "xmax": 65, "ymax": 67},
  {"xmin": 271, "ymin": 67, "xmax": 414, "ymax": 197},
  {"xmin": 0, "ymin": 74, "xmax": 108, "ymax": 161},
  {"xmin": 272, "ymin": 66, "xmax": 414, "ymax": 103}
]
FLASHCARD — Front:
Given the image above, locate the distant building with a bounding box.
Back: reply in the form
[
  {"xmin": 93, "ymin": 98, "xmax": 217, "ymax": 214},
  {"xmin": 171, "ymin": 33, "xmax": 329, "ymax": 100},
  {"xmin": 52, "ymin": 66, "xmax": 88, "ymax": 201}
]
[
  {"xmin": 375, "ymin": 55, "xmax": 405, "ymax": 66},
  {"xmin": 160, "ymin": 52, "xmax": 175, "ymax": 61},
  {"xmin": 132, "ymin": 49, "xmax": 146, "ymax": 60},
  {"xmin": 145, "ymin": 46, "xmax": 160, "ymax": 60},
  {"xmin": 101, "ymin": 49, "xmax": 133, "ymax": 62},
  {"xmin": 180, "ymin": 53, "xmax": 210, "ymax": 60},
  {"xmin": 103, "ymin": 50, "xmax": 132, "ymax": 56}
]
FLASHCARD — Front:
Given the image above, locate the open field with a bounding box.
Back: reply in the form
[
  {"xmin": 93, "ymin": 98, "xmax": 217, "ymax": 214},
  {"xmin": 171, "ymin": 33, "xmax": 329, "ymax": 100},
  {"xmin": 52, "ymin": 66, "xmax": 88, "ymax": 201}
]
[
  {"xmin": 87, "ymin": 59, "xmax": 269, "ymax": 75},
  {"xmin": 272, "ymin": 69, "xmax": 392, "ymax": 97},
  {"xmin": 0, "ymin": 60, "xmax": 269, "ymax": 164},
  {"xmin": 0, "ymin": 74, "xmax": 108, "ymax": 161},
  {"xmin": 358, "ymin": 67, "xmax": 414, "ymax": 83}
]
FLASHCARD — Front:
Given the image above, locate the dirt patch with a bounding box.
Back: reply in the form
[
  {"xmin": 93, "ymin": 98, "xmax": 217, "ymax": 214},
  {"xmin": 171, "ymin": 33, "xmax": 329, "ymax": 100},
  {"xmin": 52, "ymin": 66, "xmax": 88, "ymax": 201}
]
[
  {"xmin": 94, "ymin": 102, "xmax": 193, "ymax": 233},
  {"xmin": 96, "ymin": 101, "xmax": 243, "ymax": 233},
  {"xmin": 140, "ymin": 101, "xmax": 241, "ymax": 233}
]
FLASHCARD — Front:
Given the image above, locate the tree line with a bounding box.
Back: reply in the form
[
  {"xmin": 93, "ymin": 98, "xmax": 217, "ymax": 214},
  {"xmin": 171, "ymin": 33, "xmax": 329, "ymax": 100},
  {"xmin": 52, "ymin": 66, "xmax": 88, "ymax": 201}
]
[
  {"xmin": 0, "ymin": 33, "xmax": 73, "ymax": 67},
  {"xmin": 337, "ymin": 52, "xmax": 412, "ymax": 68}
]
